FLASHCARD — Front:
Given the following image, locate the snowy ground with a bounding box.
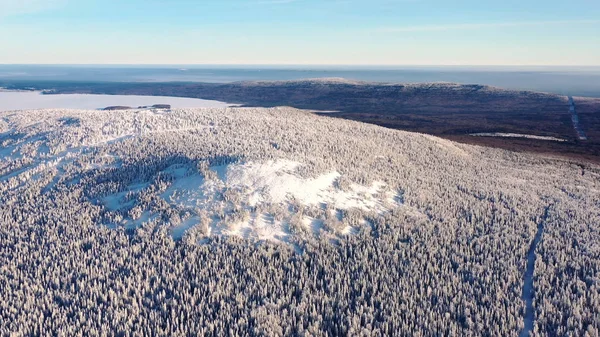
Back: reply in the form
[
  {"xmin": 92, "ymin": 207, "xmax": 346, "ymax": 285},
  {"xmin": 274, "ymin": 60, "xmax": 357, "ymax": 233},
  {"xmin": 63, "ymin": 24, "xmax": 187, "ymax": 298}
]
[
  {"xmin": 470, "ymin": 132, "xmax": 567, "ymax": 142},
  {"xmin": 155, "ymin": 159, "xmax": 397, "ymax": 242}
]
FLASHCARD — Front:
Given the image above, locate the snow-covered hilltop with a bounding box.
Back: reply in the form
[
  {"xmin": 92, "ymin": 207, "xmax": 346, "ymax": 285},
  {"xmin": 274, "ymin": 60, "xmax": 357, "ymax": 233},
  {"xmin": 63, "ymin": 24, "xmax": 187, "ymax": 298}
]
[
  {"xmin": 0, "ymin": 106, "xmax": 543, "ymax": 244},
  {"xmin": 1, "ymin": 107, "xmax": 599, "ymax": 336},
  {"xmin": 1, "ymin": 107, "xmax": 408, "ymax": 244}
]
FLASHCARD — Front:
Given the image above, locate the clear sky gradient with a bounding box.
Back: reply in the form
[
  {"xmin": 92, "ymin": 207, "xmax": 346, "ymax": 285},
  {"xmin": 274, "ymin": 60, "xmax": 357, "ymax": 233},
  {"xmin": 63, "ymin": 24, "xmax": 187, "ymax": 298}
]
[{"xmin": 1, "ymin": 0, "xmax": 599, "ymax": 65}]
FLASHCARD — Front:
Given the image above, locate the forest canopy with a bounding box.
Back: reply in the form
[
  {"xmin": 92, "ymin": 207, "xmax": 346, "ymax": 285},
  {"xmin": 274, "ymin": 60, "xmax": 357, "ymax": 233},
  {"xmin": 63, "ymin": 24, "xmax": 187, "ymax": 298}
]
[{"xmin": 0, "ymin": 106, "xmax": 598, "ymax": 336}]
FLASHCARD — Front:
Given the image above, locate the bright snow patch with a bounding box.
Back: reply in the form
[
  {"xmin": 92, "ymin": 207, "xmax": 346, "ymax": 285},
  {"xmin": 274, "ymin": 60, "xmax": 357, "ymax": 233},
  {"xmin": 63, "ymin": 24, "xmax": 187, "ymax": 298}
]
[
  {"xmin": 159, "ymin": 159, "xmax": 396, "ymax": 242},
  {"xmin": 163, "ymin": 160, "xmax": 390, "ymax": 211},
  {"xmin": 470, "ymin": 133, "xmax": 567, "ymax": 142}
]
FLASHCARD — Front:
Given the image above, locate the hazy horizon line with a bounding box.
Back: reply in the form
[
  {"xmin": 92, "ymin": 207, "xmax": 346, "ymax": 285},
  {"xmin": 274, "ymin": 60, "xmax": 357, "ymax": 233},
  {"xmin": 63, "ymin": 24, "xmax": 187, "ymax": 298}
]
[{"xmin": 2, "ymin": 64, "xmax": 600, "ymax": 68}]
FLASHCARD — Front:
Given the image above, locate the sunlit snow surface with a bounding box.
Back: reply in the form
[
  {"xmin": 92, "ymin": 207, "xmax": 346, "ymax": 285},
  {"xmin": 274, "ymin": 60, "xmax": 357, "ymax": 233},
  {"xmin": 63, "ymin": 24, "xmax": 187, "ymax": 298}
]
[
  {"xmin": 158, "ymin": 160, "xmax": 394, "ymax": 242},
  {"xmin": 470, "ymin": 133, "xmax": 567, "ymax": 142}
]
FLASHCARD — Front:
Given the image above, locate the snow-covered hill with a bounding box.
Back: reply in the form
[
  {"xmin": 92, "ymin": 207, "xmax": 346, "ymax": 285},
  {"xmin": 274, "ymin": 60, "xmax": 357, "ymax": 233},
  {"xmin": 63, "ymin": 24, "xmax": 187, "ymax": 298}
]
[
  {"xmin": 0, "ymin": 107, "xmax": 408, "ymax": 244},
  {"xmin": 0, "ymin": 107, "xmax": 596, "ymax": 244},
  {"xmin": 1, "ymin": 107, "xmax": 599, "ymax": 336}
]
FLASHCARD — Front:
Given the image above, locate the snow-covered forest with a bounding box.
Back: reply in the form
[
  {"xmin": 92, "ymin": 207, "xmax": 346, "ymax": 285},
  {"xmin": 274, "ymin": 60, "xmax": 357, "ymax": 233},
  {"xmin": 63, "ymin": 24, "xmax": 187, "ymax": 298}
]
[{"xmin": 0, "ymin": 106, "xmax": 598, "ymax": 336}]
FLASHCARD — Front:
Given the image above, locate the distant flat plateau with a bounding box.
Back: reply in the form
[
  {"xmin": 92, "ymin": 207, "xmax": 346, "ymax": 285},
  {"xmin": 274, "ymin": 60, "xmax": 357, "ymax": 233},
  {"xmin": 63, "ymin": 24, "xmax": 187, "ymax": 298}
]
[{"xmin": 2, "ymin": 65, "xmax": 600, "ymax": 97}]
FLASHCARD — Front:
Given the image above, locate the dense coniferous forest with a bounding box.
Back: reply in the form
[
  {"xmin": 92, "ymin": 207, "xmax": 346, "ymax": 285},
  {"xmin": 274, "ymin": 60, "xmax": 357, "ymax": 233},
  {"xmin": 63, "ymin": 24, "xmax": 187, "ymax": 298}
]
[{"xmin": 0, "ymin": 107, "xmax": 598, "ymax": 336}]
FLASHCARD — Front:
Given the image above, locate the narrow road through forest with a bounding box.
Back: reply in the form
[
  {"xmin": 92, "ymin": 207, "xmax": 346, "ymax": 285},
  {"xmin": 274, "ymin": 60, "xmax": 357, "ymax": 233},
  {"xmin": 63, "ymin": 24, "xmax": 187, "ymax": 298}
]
[
  {"xmin": 519, "ymin": 206, "xmax": 550, "ymax": 337},
  {"xmin": 569, "ymin": 96, "xmax": 588, "ymax": 141}
]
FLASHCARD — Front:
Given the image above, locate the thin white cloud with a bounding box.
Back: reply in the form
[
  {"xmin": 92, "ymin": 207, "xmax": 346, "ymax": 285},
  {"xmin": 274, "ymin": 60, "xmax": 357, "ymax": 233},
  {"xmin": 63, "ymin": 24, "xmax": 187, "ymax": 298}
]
[
  {"xmin": 0, "ymin": 0, "xmax": 66, "ymax": 17},
  {"xmin": 379, "ymin": 19, "xmax": 600, "ymax": 33},
  {"xmin": 254, "ymin": 0, "xmax": 298, "ymax": 4},
  {"xmin": 248, "ymin": 0, "xmax": 417, "ymax": 7}
]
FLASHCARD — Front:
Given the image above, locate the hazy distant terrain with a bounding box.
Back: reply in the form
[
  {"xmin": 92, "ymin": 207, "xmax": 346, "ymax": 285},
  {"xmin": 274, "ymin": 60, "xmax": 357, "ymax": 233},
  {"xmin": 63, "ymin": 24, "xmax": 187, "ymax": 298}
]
[
  {"xmin": 5, "ymin": 78, "xmax": 600, "ymax": 164},
  {"xmin": 0, "ymin": 107, "xmax": 598, "ymax": 336},
  {"xmin": 2, "ymin": 65, "xmax": 600, "ymax": 97}
]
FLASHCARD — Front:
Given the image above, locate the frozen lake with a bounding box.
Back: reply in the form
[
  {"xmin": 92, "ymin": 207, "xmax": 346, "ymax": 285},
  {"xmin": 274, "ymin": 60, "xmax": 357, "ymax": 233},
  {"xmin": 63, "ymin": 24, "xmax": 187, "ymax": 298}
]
[{"xmin": 0, "ymin": 91, "xmax": 233, "ymax": 112}]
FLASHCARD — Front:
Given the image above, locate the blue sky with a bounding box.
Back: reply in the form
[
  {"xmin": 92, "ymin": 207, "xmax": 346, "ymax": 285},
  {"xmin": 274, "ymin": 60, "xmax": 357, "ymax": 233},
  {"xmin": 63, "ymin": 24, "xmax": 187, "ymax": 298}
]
[{"xmin": 1, "ymin": 0, "xmax": 599, "ymax": 65}]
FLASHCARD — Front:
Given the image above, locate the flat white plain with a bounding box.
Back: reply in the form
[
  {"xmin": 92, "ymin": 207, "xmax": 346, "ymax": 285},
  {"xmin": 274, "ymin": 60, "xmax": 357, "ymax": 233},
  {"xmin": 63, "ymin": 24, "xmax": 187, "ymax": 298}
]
[{"xmin": 0, "ymin": 91, "xmax": 233, "ymax": 112}]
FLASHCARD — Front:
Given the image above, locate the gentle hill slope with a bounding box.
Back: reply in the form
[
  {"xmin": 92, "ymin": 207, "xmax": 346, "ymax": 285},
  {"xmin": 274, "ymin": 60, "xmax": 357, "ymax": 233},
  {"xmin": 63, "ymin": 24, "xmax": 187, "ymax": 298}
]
[{"xmin": 0, "ymin": 107, "xmax": 598, "ymax": 336}]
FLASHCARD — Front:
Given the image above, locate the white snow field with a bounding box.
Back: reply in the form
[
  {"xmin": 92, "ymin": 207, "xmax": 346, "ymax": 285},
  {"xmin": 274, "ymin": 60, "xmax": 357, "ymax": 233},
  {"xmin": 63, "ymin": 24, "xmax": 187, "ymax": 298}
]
[
  {"xmin": 0, "ymin": 90, "xmax": 233, "ymax": 112},
  {"xmin": 470, "ymin": 132, "xmax": 567, "ymax": 142}
]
